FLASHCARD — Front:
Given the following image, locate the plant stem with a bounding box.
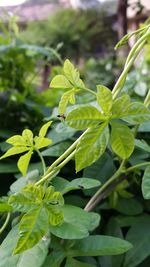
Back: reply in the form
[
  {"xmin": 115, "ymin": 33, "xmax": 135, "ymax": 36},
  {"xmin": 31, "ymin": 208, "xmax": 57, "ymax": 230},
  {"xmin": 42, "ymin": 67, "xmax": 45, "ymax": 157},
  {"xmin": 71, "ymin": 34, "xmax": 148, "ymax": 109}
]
[
  {"xmin": 0, "ymin": 212, "xmax": 10, "ymax": 235},
  {"xmin": 144, "ymin": 89, "xmax": 150, "ymax": 107},
  {"xmin": 36, "ymin": 148, "xmax": 46, "ymax": 175},
  {"xmin": 112, "ymin": 28, "xmax": 150, "ymax": 99},
  {"xmin": 84, "ymin": 160, "xmax": 125, "ymax": 211},
  {"xmin": 126, "ymin": 161, "xmax": 150, "ymax": 173},
  {"xmin": 45, "ymin": 129, "xmax": 89, "ymax": 175}
]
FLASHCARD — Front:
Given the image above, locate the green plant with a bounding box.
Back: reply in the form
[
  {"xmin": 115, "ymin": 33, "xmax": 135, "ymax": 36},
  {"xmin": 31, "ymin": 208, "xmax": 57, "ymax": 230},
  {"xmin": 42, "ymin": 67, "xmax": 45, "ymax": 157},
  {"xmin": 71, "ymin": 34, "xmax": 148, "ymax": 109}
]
[{"xmin": 0, "ymin": 23, "xmax": 150, "ymax": 267}]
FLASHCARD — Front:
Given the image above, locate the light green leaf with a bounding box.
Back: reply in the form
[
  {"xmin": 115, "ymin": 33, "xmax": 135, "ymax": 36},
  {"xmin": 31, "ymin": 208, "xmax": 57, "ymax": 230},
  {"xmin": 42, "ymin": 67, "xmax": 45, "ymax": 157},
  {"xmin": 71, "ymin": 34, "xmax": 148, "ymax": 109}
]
[
  {"xmin": 6, "ymin": 135, "xmax": 27, "ymax": 146},
  {"xmin": 50, "ymin": 74, "xmax": 72, "ymax": 89},
  {"xmin": 65, "ymin": 258, "xmax": 95, "ymax": 267},
  {"xmin": 75, "ymin": 123, "xmax": 109, "ymax": 172},
  {"xmin": 142, "ymin": 165, "xmax": 150, "ymax": 199},
  {"xmin": 22, "ymin": 129, "xmax": 33, "ymax": 146},
  {"xmin": 69, "ymin": 235, "xmax": 132, "ymax": 257},
  {"xmin": 0, "ymin": 226, "xmax": 50, "ymax": 267},
  {"xmin": 8, "ymin": 192, "xmax": 39, "ymax": 213},
  {"xmin": 66, "ymin": 106, "xmax": 108, "ymax": 130},
  {"xmin": 112, "ymin": 94, "xmax": 130, "ymax": 116},
  {"xmin": 64, "ymin": 59, "xmax": 80, "ymax": 85},
  {"xmin": 49, "ymin": 205, "xmax": 100, "ymax": 240},
  {"xmin": 39, "ymin": 121, "xmax": 52, "ymax": 138},
  {"xmin": 0, "ymin": 202, "xmax": 12, "ymax": 212},
  {"xmin": 0, "ymin": 146, "xmax": 29, "ymax": 160},
  {"xmin": 59, "ymin": 89, "xmax": 76, "ymax": 114},
  {"xmin": 46, "ymin": 206, "xmax": 64, "ymax": 226},
  {"xmin": 135, "ymin": 139, "xmax": 150, "ymax": 153},
  {"xmin": 34, "ymin": 136, "xmax": 52, "ymax": 149},
  {"xmin": 97, "ymin": 85, "xmax": 112, "ymax": 114},
  {"xmin": 120, "ymin": 102, "xmax": 150, "ymax": 124},
  {"xmin": 17, "ymin": 149, "xmax": 33, "ymax": 176},
  {"xmin": 14, "ymin": 206, "xmax": 49, "ymax": 254},
  {"xmin": 110, "ymin": 122, "xmax": 134, "ymax": 159}
]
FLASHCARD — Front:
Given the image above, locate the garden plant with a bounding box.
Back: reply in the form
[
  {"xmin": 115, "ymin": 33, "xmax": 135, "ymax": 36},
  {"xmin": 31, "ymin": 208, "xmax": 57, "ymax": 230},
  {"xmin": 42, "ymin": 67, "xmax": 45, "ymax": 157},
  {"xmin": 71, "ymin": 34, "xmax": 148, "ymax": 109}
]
[{"xmin": 0, "ymin": 23, "xmax": 150, "ymax": 267}]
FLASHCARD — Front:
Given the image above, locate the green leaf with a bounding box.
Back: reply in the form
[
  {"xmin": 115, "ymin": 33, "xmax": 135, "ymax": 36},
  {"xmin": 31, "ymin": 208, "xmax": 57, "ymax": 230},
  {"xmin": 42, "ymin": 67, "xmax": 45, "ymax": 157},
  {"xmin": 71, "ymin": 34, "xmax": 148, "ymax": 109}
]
[
  {"xmin": 112, "ymin": 94, "xmax": 130, "ymax": 116},
  {"xmin": 123, "ymin": 217, "xmax": 150, "ymax": 267},
  {"xmin": 0, "ymin": 226, "xmax": 50, "ymax": 267},
  {"xmin": 0, "ymin": 146, "xmax": 29, "ymax": 160},
  {"xmin": 22, "ymin": 129, "xmax": 33, "ymax": 146},
  {"xmin": 142, "ymin": 165, "xmax": 150, "ymax": 199},
  {"xmin": 43, "ymin": 251, "xmax": 65, "ymax": 267},
  {"xmin": 17, "ymin": 149, "xmax": 33, "ymax": 176},
  {"xmin": 69, "ymin": 235, "xmax": 132, "ymax": 257},
  {"xmin": 53, "ymin": 177, "xmax": 101, "ymax": 195},
  {"xmin": 115, "ymin": 198, "xmax": 143, "ymax": 215},
  {"xmin": 46, "ymin": 206, "xmax": 64, "ymax": 226},
  {"xmin": 110, "ymin": 122, "xmax": 134, "ymax": 159},
  {"xmin": 120, "ymin": 102, "xmax": 150, "ymax": 124},
  {"xmin": 42, "ymin": 141, "xmax": 72, "ymax": 157},
  {"xmin": 14, "ymin": 206, "xmax": 49, "ymax": 254},
  {"xmin": 49, "ymin": 205, "xmax": 100, "ymax": 240},
  {"xmin": 50, "ymin": 74, "xmax": 72, "ymax": 89},
  {"xmin": 135, "ymin": 139, "xmax": 150, "ymax": 153},
  {"xmin": 39, "ymin": 121, "xmax": 52, "ymax": 138},
  {"xmin": 6, "ymin": 135, "xmax": 27, "ymax": 146},
  {"xmin": 0, "ymin": 202, "xmax": 12, "ymax": 212},
  {"xmin": 66, "ymin": 106, "xmax": 107, "ymax": 130},
  {"xmin": 64, "ymin": 59, "xmax": 81, "ymax": 86},
  {"xmin": 75, "ymin": 123, "xmax": 109, "ymax": 172},
  {"xmin": 97, "ymin": 85, "xmax": 112, "ymax": 114},
  {"xmin": 65, "ymin": 258, "xmax": 95, "ymax": 267},
  {"xmin": 34, "ymin": 136, "xmax": 52, "ymax": 149},
  {"xmin": 59, "ymin": 89, "xmax": 76, "ymax": 114}
]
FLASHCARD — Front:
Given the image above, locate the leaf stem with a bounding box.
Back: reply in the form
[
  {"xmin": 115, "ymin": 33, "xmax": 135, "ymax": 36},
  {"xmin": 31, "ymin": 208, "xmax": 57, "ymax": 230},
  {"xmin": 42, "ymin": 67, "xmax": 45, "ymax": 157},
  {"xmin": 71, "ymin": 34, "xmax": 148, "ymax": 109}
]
[
  {"xmin": 84, "ymin": 160, "xmax": 125, "ymax": 211},
  {"xmin": 144, "ymin": 89, "xmax": 150, "ymax": 107},
  {"xmin": 125, "ymin": 161, "xmax": 150, "ymax": 173},
  {"xmin": 0, "ymin": 212, "xmax": 10, "ymax": 235},
  {"xmin": 35, "ymin": 148, "xmax": 46, "ymax": 175}
]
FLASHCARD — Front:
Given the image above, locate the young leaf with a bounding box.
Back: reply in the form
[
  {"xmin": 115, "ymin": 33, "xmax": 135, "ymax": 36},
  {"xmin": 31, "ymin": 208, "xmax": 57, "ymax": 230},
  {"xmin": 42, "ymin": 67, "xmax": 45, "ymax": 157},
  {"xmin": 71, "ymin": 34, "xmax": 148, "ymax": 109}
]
[
  {"xmin": 34, "ymin": 136, "xmax": 52, "ymax": 150},
  {"xmin": 69, "ymin": 235, "xmax": 132, "ymax": 257},
  {"xmin": 14, "ymin": 206, "xmax": 49, "ymax": 254},
  {"xmin": 50, "ymin": 74, "xmax": 72, "ymax": 89},
  {"xmin": 0, "ymin": 147, "xmax": 29, "ymax": 160},
  {"xmin": 22, "ymin": 129, "xmax": 33, "ymax": 146},
  {"xmin": 110, "ymin": 122, "xmax": 134, "ymax": 159},
  {"xmin": 142, "ymin": 165, "xmax": 150, "ymax": 199},
  {"xmin": 39, "ymin": 121, "xmax": 52, "ymax": 138},
  {"xmin": 17, "ymin": 149, "xmax": 33, "ymax": 176},
  {"xmin": 66, "ymin": 106, "xmax": 108, "ymax": 130},
  {"xmin": 63, "ymin": 59, "xmax": 81, "ymax": 86},
  {"xmin": 0, "ymin": 202, "xmax": 12, "ymax": 212},
  {"xmin": 75, "ymin": 123, "xmax": 109, "ymax": 172},
  {"xmin": 6, "ymin": 135, "xmax": 27, "ymax": 146},
  {"xmin": 59, "ymin": 89, "xmax": 76, "ymax": 114},
  {"xmin": 97, "ymin": 85, "xmax": 112, "ymax": 114}
]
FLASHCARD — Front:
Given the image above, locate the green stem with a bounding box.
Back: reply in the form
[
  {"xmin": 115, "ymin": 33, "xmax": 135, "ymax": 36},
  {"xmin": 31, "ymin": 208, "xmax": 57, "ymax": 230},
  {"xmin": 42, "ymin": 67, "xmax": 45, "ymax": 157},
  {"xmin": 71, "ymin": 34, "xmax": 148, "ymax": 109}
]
[
  {"xmin": 0, "ymin": 212, "xmax": 10, "ymax": 235},
  {"xmin": 84, "ymin": 160, "xmax": 125, "ymax": 211},
  {"xmin": 126, "ymin": 161, "xmax": 150, "ymax": 173},
  {"xmin": 81, "ymin": 86, "xmax": 97, "ymax": 96},
  {"xmin": 45, "ymin": 129, "xmax": 89, "ymax": 175},
  {"xmin": 112, "ymin": 40, "xmax": 146, "ymax": 99},
  {"xmin": 144, "ymin": 89, "xmax": 150, "ymax": 107},
  {"xmin": 35, "ymin": 148, "xmax": 46, "ymax": 175},
  {"xmin": 112, "ymin": 28, "xmax": 150, "ymax": 99},
  {"xmin": 35, "ymin": 169, "xmax": 58, "ymax": 186}
]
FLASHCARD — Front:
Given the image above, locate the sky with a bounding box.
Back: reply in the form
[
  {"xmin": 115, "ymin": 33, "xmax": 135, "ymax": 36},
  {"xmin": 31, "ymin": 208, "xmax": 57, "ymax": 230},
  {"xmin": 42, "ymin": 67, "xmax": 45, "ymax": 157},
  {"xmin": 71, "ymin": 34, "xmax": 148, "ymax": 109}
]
[{"xmin": 0, "ymin": 0, "xmax": 26, "ymax": 6}]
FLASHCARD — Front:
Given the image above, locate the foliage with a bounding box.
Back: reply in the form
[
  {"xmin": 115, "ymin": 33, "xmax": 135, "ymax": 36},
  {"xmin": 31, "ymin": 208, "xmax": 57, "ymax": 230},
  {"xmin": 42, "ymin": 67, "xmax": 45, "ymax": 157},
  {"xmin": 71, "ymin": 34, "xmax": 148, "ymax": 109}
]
[
  {"xmin": 21, "ymin": 8, "xmax": 116, "ymax": 59},
  {"xmin": 0, "ymin": 23, "xmax": 150, "ymax": 267}
]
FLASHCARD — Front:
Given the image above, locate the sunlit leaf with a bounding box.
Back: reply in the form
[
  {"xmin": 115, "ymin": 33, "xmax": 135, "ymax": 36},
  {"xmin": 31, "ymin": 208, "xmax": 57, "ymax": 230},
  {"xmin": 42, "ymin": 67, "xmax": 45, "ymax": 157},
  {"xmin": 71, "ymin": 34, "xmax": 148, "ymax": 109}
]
[
  {"xmin": 142, "ymin": 165, "xmax": 150, "ymax": 199},
  {"xmin": 39, "ymin": 121, "xmax": 52, "ymax": 138},
  {"xmin": 75, "ymin": 123, "xmax": 109, "ymax": 171},
  {"xmin": 97, "ymin": 85, "xmax": 112, "ymax": 114},
  {"xmin": 17, "ymin": 149, "xmax": 33, "ymax": 176},
  {"xmin": 110, "ymin": 122, "xmax": 134, "ymax": 159}
]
